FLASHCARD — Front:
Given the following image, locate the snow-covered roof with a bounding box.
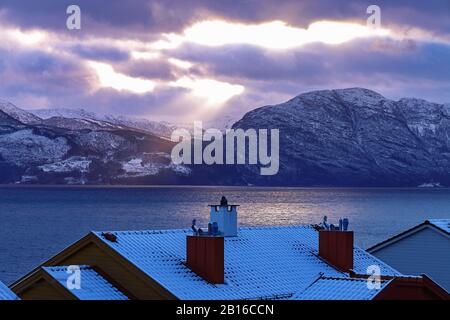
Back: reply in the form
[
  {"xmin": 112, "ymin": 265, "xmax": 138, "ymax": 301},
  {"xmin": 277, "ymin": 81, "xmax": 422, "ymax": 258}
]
[
  {"xmin": 93, "ymin": 225, "xmax": 400, "ymax": 300},
  {"xmin": 428, "ymin": 219, "xmax": 450, "ymax": 234},
  {"xmin": 293, "ymin": 275, "xmax": 391, "ymax": 300},
  {"xmin": 43, "ymin": 265, "xmax": 128, "ymax": 300},
  {"xmin": 0, "ymin": 281, "xmax": 18, "ymax": 300},
  {"xmin": 368, "ymin": 219, "xmax": 450, "ymax": 253}
]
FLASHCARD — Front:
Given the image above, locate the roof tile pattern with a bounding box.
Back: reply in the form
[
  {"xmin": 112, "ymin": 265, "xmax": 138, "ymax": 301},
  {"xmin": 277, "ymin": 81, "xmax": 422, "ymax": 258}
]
[
  {"xmin": 94, "ymin": 225, "xmax": 400, "ymax": 300},
  {"xmin": 294, "ymin": 276, "xmax": 390, "ymax": 300},
  {"xmin": 0, "ymin": 281, "xmax": 18, "ymax": 300},
  {"xmin": 428, "ymin": 219, "xmax": 450, "ymax": 234},
  {"xmin": 43, "ymin": 265, "xmax": 128, "ymax": 300}
]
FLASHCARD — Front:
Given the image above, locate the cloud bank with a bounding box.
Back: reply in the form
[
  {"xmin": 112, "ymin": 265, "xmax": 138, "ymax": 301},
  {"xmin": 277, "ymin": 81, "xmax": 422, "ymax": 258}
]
[{"xmin": 0, "ymin": 0, "xmax": 449, "ymax": 122}]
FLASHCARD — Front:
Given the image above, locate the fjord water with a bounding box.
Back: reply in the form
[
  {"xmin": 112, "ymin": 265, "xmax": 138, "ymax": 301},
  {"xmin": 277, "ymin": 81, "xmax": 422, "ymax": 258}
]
[{"xmin": 1, "ymin": 186, "xmax": 450, "ymax": 284}]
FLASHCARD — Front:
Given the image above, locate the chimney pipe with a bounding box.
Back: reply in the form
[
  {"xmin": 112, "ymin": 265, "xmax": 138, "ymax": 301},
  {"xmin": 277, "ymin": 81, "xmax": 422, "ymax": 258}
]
[{"xmin": 209, "ymin": 196, "xmax": 238, "ymax": 237}]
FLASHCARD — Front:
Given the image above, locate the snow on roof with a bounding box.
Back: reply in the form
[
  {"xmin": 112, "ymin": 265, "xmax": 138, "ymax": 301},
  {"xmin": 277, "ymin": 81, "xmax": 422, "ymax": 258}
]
[
  {"xmin": 93, "ymin": 225, "xmax": 400, "ymax": 300},
  {"xmin": 368, "ymin": 218, "xmax": 450, "ymax": 253},
  {"xmin": 428, "ymin": 219, "xmax": 450, "ymax": 234},
  {"xmin": 0, "ymin": 281, "xmax": 18, "ymax": 300},
  {"xmin": 294, "ymin": 275, "xmax": 391, "ymax": 300},
  {"xmin": 43, "ymin": 265, "xmax": 128, "ymax": 300}
]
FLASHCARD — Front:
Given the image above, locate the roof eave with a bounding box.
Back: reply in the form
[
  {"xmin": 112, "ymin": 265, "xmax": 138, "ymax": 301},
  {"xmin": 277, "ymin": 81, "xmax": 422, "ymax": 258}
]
[
  {"xmin": 367, "ymin": 220, "xmax": 450, "ymax": 253},
  {"xmin": 11, "ymin": 232, "xmax": 97, "ymax": 292}
]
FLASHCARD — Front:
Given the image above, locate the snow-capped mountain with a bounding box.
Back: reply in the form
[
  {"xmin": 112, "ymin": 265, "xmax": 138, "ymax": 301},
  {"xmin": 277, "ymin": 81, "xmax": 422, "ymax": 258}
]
[
  {"xmin": 0, "ymin": 101, "xmax": 42, "ymax": 124},
  {"xmin": 100, "ymin": 114, "xmax": 177, "ymax": 138},
  {"xmin": 41, "ymin": 117, "xmax": 127, "ymax": 131},
  {"xmin": 32, "ymin": 107, "xmax": 98, "ymax": 120},
  {"xmin": 32, "ymin": 108, "xmax": 176, "ymax": 138},
  {"xmin": 2, "ymin": 88, "xmax": 450, "ymax": 186},
  {"xmin": 0, "ymin": 102, "xmax": 194, "ymax": 184},
  {"xmin": 233, "ymin": 88, "xmax": 450, "ymax": 186}
]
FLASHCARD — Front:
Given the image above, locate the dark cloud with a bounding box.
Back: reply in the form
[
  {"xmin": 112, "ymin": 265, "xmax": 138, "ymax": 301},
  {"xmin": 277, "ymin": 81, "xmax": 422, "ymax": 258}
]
[
  {"xmin": 0, "ymin": 0, "xmax": 449, "ymax": 119},
  {"xmin": 174, "ymin": 39, "xmax": 450, "ymax": 85},
  {"xmin": 1, "ymin": 0, "xmax": 449, "ymax": 37},
  {"xmin": 117, "ymin": 58, "xmax": 177, "ymax": 81},
  {"xmin": 173, "ymin": 43, "xmax": 326, "ymax": 82},
  {"xmin": 71, "ymin": 44, "xmax": 129, "ymax": 61},
  {"xmin": 0, "ymin": 48, "xmax": 93, "ymax": 101},
  {"xmin": 15, "ymin": 50, "xmax": 57, "ymax": 74},
  {"xmin": 78, "ymin": 86, "xmax": 187, "ymax": 118}
]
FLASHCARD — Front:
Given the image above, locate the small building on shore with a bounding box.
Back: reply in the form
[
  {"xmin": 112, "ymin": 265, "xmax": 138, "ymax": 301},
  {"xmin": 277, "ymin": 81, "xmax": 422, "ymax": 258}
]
[{"xmin": 368, "ymin": 219, "xmax": 450, "ymax": 293}]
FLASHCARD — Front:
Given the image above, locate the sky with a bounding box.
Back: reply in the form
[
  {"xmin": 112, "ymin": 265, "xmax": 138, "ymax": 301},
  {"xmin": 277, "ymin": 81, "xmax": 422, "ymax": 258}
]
[{"xmin": 0, "ymin": 0, "xmax": 449, "ymax": 122}]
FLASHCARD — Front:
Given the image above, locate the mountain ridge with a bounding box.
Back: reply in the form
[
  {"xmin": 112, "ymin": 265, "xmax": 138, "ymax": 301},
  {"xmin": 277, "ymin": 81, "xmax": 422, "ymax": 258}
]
[
  {"xmin": 0, "ymin": 101, "xmax": 42, "ymax": 125},
  {"xmin": 1, "ymin": 88, "xmax": 450, "ymax": 186},
  {"xmin": 233, "ymin": 87, "xmax": 450, "ymax": 187},
  {"xmin": 32, "ymin": 107, "xmax": 177, "ymax": 138},
  {"xmin": 0, "ymin": 101, "xmax": 194, "ymax": 185}
]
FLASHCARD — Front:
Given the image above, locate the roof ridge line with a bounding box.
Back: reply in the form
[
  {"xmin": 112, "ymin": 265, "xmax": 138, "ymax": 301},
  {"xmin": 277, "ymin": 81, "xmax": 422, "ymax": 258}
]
[{"xmin": 92, "ymin": 224, "xmax": 315, "ymax": 235}]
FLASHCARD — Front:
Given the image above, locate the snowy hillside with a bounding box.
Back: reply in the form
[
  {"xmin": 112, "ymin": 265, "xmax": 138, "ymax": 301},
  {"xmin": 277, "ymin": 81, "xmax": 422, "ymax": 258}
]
[
  {"xmin": 32, "ymin": 108, "xmax": 97, "ymax": 120},
  {"xmin": 0, "ymin": 102, "xmax": 193, "ymax": 184},
  {"xmin": 2, "ymin": 88, "xmax": 450, "ymax": 186},
  {"xmin": 0, "ymin": 101, "xmax": 41, "ymax": 124},
  {"xmin": 233, "ymin": 88, "xmax": 450, "ymax": 186},
  {"xmin": 32, "ymin": 108, "xmax": 176, "ymax": 138}
]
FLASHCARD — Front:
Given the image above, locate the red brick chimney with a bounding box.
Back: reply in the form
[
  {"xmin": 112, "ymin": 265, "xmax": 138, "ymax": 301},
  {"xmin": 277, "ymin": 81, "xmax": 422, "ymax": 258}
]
[
  {"xmin": 186, "ymin": 235, "xmax": 224, "ymax": 284},
  {"xmin": 319, "ymin": 230, "xmax": 354, "ymax": 272}
]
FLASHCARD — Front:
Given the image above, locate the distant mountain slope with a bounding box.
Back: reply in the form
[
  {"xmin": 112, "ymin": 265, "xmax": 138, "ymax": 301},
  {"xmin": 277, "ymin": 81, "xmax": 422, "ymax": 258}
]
[
  {"xmin": 233, "ymin": 88, "xmax": 450, "ymax": 186},
  {"xmin": 0, "ymin": 102, "xmax": 193, "ymax": 185},
  {"xmin": 41, "ymin": 116, "xmax": 127, "ymax": 131},
  {"xmin": 0, "ymin": 101, "xmax": 41, "ymax": 124},
  {"xmin": 2, "ymin": 88, "xmax": 450, "ymax": 186},
  {"xmin": 32, "ymin": 108, "xmax": 176, "ymax": 138},
  {"xmin": 0, "ymin": 110, "xmax": 23, "ymax": 126},
  {"xmin": 32, "ymin": 107, "xmax": 95, "ymax": 119}
]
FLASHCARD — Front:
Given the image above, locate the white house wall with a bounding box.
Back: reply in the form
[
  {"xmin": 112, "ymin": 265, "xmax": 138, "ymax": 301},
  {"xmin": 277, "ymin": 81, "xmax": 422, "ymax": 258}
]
[{"xmin": 371, "ymin": 227, "xmax": 450, "ymax": 292}]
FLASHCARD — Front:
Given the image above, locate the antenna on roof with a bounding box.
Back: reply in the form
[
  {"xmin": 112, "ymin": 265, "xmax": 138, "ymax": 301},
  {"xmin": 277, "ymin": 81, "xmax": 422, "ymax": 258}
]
[
  {"xmin": 191, "ymin": 219, "xmax": 203, "ymax": 235},
  {"xmin": 321, "ymin": 216, "xmax": 329, "ymax": 230},
  {"xmin": 342, "ymin": 217, "xmax": 349, "ymax": 231},
  {"xmin": 319, "ymin": 216, "xmax": 349, "ymax": 231}
]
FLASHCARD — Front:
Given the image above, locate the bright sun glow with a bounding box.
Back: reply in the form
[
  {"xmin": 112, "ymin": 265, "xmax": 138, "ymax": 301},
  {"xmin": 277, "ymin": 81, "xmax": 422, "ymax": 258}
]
[
  {"xmin": 168, "ymin": 58, "xmax": 192, "ymax": 69},
  {"xmin": 88, "ymin": 61, "xmax": 155, "ymax": 94},
  {"xmin": 159, "ymin": 20, "xmax": 390, "ymax": 49},
  {"xmin": 131, "ymin": 50, "xmax": 160, "ymax": 60},
  {"xmin": 172, "ymin": 77, "xmax": 244, "ymax": 105},
  {"xmin": 87, "ymin": 60, "xmax": 242, "ymax": 104},
  {"xmin": 8, "ymin": 29, "xmax": 46, "ymax": 45},
  {"xmin": 307, "ymin": 21, "xmax": 389, "ymax": 44}
]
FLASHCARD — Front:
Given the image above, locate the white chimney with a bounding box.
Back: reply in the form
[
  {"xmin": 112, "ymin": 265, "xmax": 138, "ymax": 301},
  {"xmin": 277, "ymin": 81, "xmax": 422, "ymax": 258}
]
[{"xmin": 209, "ymin": 196, "xmax": 238, "ymax": 237}]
